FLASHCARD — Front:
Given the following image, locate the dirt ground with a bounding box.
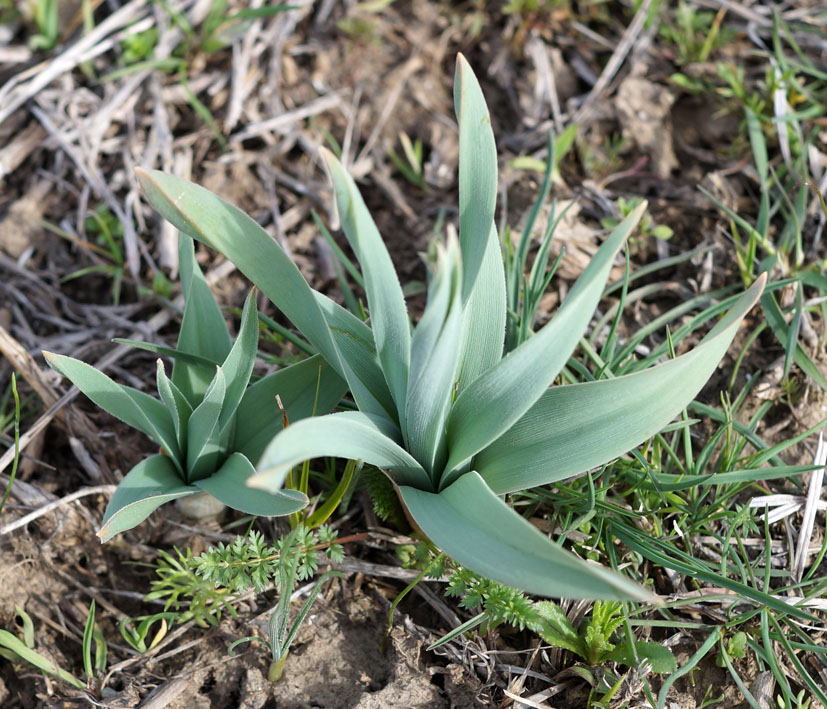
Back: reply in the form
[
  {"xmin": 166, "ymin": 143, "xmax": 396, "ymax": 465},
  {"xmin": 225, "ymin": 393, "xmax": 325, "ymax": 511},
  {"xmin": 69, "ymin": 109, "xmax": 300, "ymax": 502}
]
[{"xmin": 0, "ymin": 0, "xmax": 826, "ymax": 707}]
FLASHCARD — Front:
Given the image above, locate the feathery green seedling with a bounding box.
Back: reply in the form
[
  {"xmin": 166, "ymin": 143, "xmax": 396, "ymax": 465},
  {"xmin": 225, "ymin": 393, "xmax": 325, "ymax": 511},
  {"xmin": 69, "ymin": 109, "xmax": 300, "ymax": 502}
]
[
  {"xmin": 45, "ymin": 234, "xmax": 346, "ymax": 541},
  {"xmin": 143, "ymin": 547, "xmax": 239, "ymax": 628},
  {"xmin": 136, "ymin": 55, "xmax": 765, "ymax": 600},
  {"xmin": 223, "ymin": 526, "xmax": 343, "ymax": 682}
]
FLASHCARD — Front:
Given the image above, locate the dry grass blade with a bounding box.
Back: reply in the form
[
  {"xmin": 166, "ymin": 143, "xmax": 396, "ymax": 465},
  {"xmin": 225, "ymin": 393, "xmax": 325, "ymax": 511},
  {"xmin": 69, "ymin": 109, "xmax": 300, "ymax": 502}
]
[
  {"xmin": 0, "ymin": 485, "xmax": 115, "ymax": 535},
  {"xmin": 793, "ymin": 434, "xmax": 826, "ymax": 581}
]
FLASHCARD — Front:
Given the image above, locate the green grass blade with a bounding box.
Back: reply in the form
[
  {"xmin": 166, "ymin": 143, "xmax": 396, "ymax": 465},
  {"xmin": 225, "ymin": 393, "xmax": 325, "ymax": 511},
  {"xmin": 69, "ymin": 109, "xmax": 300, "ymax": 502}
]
[
  {"xmin": 782, "ymin": 280, "xmax": 802, "ymax": 379},
  {"xmin": 444, "ymin": 204, "xmax": 645, "ymax": 477},
  {"xmin": 194, "ymin": 452, "xmax": 308, "ymax": 516},
  {"xmin": 615, "ymin": 525, "xmax": 815, "ymax": 622},
  {"xmin": 746, "ymin": 108, "xmax": 770, "ymax": 237},
  {"xmin": 455, "ymin": 54, "xmax": 498, "ymax": 300},
  {"xmin": 474, "ymin": 275, "xmax": 765, "ymax": 493},
  {"xmin": 322, "ymin": 149, "xmax": 411, "ymax": 421},
  {"xmin": 98, "ymin": 455, "xmax": 197, "ymax": 542},
  {"xmin": 761, "ymin": 288, "xmax": 827, "ymax": 389},
  {"xmin": 399, "ymin": 471, "xmax": 651, "ymax": 600},
  {"xmin": 0, "ymin": 629, "xmax": 84, "ymax": 689},
  {"xmin": 250, "ymin": 412, "xmax": 431, "ymax": 492},
  {"xmin": 82, "ymin": 600, "xmax": 95, "ymax": 680}
]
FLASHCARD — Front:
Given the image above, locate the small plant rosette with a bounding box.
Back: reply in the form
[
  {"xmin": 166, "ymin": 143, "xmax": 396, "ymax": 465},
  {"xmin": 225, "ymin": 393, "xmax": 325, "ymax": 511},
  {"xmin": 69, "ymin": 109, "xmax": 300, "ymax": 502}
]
[
  {"xmin": 134, "ymin": 54, "xmax": 765, "ymax": 599},
  {"xmin": 45, "ymin": 235, "xmax": 346, "ymax": 541}
]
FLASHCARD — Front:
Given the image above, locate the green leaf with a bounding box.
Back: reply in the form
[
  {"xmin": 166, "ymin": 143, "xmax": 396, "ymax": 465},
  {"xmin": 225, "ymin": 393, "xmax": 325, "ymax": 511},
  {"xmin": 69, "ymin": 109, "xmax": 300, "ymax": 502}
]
[
  {"xmin": 175, "ymin": 233, "xmax": 232, "ymax": 404},
  {"xmin": 760, "ymin": 287, "xmax": 827, "ymax": 390},
  {"xmin": 444, "ymin": 204, "xmax": 645, "ymax": 479},
  {"xmin": 0, "ymin": 630, "xmax": 84, "ymax": 689},
  {"xmin": 535, "ymin": 601, "xmax": 587, "ymax": 658},
  {"xmin": 82, "ymin": 600, "xmax": 95, "ymax": 678},
  {"xmin": 156, "ymin": 359, "xmax": 192, "ymax": 454},
  {"xmin": 217, "ymin": 290, "xmax": 258, "ymax": 433},
  {"xmin": 312, "ymin": 291, "xmax": 398, "ymax": 421},
  {"xmin": 405, "ymin": 238, "xmax": 463, "ymax": 476},
  {"xmin": 398, "ymin": 471, "xmax": 651, "ymax": 599},
  {"xmin": 186, "ymin": 366, "xmax": 226, "ymax": 482},
  {"xmin": 233, "ymin": 355, "xmax": 347, "ymax": 464},
  {"xmin": 605, "ymin": 641, "xmax": 677, "ymax": 674},
  {"xmin": 250, "ymin": 412, "xmax": 431, "ymax": 492},
  {"xmin": 136, "ymin": 169, "xmax": 394, "ymax": 417},
  {"xmin": 475, "ymin": 275, "xmax": 766, "ymax": 493},
  {"xmin": 322, "ymin": 149, "xmax": 411, "ymax": 423},
  {"xmin": 454, "ymin": 54, "xmax": 498, "ymax": 300},
  {"xmin": 44, "ymin": 352, "xmax": 182, "ymax": 469},
  {"xmin": 194, "ymin": 452, "xmax": 308, "ymax": 517},
  {"xmin": 98, "ymin": 455, "xmax": 196, "ymax": 542},
  {"xmin": 456, "ymin": 222, "xmax": 506, "ymax": 393},
  {"xmin": 114, "ymin": 339, "xmax": 219, "ymax": 369}
]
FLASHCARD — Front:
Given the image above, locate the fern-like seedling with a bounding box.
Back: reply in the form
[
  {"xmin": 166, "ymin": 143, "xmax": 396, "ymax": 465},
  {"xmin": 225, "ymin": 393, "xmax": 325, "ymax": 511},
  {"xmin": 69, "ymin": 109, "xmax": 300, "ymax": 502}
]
[
  {"xmin": 144, "ymin": 547, "xmax": 238, "ymax": 628},
  {"xmin": 201, "ymin": 526, "xmax": 344, "ymax": 682},
  {"xmin": 191, "ymin": 526, "xmax": 344, "ymax": 594}
]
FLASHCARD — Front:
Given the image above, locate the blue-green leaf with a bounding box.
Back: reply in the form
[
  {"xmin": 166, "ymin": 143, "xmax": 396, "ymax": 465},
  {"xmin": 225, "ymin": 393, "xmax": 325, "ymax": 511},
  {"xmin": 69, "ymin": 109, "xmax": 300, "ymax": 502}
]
[
  {"xmin": 474, "ymin": 275, "xmax": 767, "ymax": 493},
  {"xmin": 156, "ymin": 359, "xmax": 192, "ymax": 454},
  {"xmin": 186, "ymin": 367, "xmax": 226, "ymax": 482},
  {"xmin": 322, "ymin": 149, "xmax": 411, "ymax": 423},
  {"xmin": 312, "ymin": 292, "xmax": 397, "ymax": 422},
  {"xmin": 455, "ymin": 54, "xmax": 497, "ymax": 300},
  {"xmin": 233, "ymin": 355, "xmax": 347, "ymax": 465},
  {"xmin": 44, "ymin": 352, "xmax": 182, "ymax": 469},
  {"xmin": 194, "ymin": 452, "xmax": 308, "ymax": 517},
  {"xmin": 98, "ymin": 455, "xmax": 196, "ymax": 542},
  {"xmin": 174, "ymin": 234, "xmax": 232, "ymax": 405},
  {"xmin": 443, "ymin": 204, "xmax": 645, "ymax": 479},
  {"xmin": 250, "ymin": 411, "xmax": 430, "ymax": 492},
  {"xmin": 218, "ymin": 290, "xmax": 259, "ymax": 433},
  {"xmin": 405, "ymin": 237, "xmax": 463, "ymax": 477},
  {"xmin": 399, "ymin": 471, "xmax": 650, "ymax": 599},
  {"xmin": 136, "ymin": 169, "xmax": 394, "ymax": 418},
  {"xmin": 114, "ymin": 339, "xmax": 218, "ymax": 369},
  {"xmin": 456, "ymin": 222, "xmax": 506, "ymax": 392}
]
